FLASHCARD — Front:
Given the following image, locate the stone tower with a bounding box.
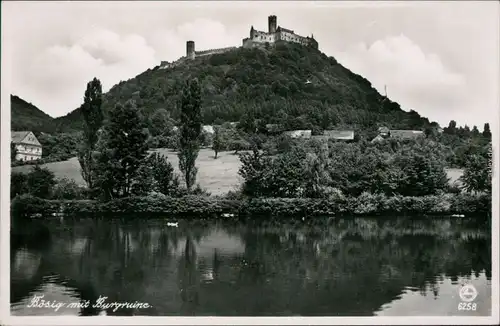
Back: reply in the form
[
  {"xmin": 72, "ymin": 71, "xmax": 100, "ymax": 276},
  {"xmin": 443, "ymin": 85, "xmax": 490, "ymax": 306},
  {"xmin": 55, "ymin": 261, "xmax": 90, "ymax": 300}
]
[
  {"xmin": 186, "ymin": 41, "xmax": 195, "ymax": 60},
  {"xmin": 268, "ymin": 15, "xmax": 277, "ymax": 33}
]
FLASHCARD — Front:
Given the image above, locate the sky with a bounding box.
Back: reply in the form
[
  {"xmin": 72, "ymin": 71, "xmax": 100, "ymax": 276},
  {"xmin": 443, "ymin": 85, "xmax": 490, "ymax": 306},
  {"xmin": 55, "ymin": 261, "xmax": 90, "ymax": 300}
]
[{"xmin": 2, "ymin": 1, "xmax": 499, "ymax": 129}]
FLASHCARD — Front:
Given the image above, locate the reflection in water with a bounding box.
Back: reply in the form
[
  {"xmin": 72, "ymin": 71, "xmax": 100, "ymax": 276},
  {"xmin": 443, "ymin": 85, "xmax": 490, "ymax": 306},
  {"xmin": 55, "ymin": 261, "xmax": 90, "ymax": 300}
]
[{"xmin": 11, "ymin": 217, "xmax": 491, "ymax": 316}]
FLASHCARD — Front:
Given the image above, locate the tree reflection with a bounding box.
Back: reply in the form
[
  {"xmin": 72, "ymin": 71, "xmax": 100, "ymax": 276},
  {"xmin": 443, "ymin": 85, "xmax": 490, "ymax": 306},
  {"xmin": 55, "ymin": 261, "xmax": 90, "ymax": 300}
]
[{"xmin": 11, "ymin": 216, "xmax": 491, "ymax": 316}]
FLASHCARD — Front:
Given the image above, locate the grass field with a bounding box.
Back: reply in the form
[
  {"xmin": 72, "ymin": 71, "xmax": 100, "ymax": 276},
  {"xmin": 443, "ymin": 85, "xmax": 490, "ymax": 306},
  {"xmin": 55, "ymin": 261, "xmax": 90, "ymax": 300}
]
[
  {"xmin": 11, "ymin": 148, "xmax": 464, "ymax": 195},
  {"xmin": 12, "ymin": 149, "xmax": 244, "ymax": 196}
]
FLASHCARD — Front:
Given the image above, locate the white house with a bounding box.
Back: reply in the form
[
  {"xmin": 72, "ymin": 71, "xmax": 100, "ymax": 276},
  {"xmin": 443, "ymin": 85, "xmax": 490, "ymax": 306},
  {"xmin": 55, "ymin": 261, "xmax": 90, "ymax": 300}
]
[
  {"xmin": 284, "ymin": 130, "xmax": 312, "ymax": 139},
  {"xmin": 11, "ymin": 131, "xmax": 43, "ymax": 161}
]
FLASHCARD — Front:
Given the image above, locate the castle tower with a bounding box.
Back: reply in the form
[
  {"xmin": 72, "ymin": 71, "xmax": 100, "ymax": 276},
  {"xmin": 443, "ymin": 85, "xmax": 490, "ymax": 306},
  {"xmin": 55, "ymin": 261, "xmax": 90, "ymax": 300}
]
[
  {"xmin": 186, "ymin": 41, "xmax": 195, "ymax": 60},
  {"xmin": 268, "ymin": 15, "xmax": 277, "ymax": 33}
]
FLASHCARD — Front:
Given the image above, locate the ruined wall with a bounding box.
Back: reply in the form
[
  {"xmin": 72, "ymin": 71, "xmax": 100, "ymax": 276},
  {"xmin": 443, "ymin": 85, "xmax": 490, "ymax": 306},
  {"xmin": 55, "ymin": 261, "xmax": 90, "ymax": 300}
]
[{"xmin": 195, "ymin": 46, "xmax": 237, "ymax": 57}]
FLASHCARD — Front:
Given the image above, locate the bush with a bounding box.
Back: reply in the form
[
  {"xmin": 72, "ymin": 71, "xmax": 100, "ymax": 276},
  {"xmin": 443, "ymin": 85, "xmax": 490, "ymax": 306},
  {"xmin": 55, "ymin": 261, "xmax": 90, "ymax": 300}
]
[
  {"xmin": 460, "ymin": 144, "xmax": 492, "ymax": 193},
  {"xmin": 10, "ymin": 192, "xmax": 491, "ymax": 220},
  {"xmin": 11, "ymin": 154, "xmax": 74, "ymax": 167},
  {"xmin": 147, "ymin": 152, "xmax": 182, "ymax": 196},
  {"xmin": 52, "ymin": 177, "xmax": 88, "ymax": 200},
  {"xmin": 240, "ymin": 138, "xmax": 454, "ymax": 198},
  {"xmin": 25, "ymin": 165, "xmax": 56, "ymax": 199},
  {"xmin": 11, "ymin": 172, "xmax": 28, "ymax": 199}
]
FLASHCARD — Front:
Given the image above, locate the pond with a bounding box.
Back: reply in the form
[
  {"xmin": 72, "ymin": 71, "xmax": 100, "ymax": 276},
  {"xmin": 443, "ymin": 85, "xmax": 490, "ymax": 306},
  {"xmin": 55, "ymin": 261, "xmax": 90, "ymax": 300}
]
[{"xmin": 10, "ymin": 216, "xmax": 492, "ymax": 316}]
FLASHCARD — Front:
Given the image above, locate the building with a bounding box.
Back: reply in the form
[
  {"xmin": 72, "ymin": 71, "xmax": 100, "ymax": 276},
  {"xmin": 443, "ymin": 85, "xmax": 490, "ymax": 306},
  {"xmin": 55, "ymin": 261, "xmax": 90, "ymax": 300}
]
[
  {"xmin": 389, "ymin": 130, "xmax": 425, "ymax": 139},
  {"xmin": 371, "ymin": 127, "xmax": 425, "ymax": 142},
  {"xmin": 202, "ymin": 125, "xmax": 215, "ymax": 135},
  {"xmin": 284, "ymin": 130, "xmax": 312, "ymax": 139},
  {"xmin": 242, "ymin": 15, "xmax": 318, "ymax": 49},
  {"xmin": 160, "ymin": 15, "xmax": 319, "ymax": 67},
  {"xmin": 265, "ymin": 123, "xmax": 284, "ymax": 134},
  {"xmin": 371, "ymin": 135, "xmax": 385, "ymax": 143},
  {"xmin": 322, "ymin": 130, "xmax": 355, "ymax": 140},
  {"xmin": 378, "ymin": 126, "xmax": 390, "ymax": 137},
  {"xmin": 11, "ymin": 131, "xmax": 43, "ymax": 161}
]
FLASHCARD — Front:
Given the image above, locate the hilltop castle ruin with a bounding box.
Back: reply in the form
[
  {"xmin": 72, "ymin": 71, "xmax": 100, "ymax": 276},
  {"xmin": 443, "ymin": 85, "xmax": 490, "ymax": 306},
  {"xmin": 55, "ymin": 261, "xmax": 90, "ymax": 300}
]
[
  {"xmin": 242, "ymin": 15, "xmax": 318, "ymax": 49},
  {"xmin": 160, "ymin": 15, "xmax": 318, "ymax": 69}
]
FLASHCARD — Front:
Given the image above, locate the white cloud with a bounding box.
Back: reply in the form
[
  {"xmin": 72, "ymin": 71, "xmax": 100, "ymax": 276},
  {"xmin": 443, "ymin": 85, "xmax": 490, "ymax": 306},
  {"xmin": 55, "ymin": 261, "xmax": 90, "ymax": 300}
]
[
  {"xmin": 9, "ymin": 16, "xmax": 243, "ymax": 117},
  {"xmin": 336, "ymin": 34, "xmax": 471, "ymax": 126},
  {"xmin": 11, "ymin": 28, "xmax": 158, "ymax": 116},
  {"xmin": 4, "ymin": 1, "xmax": 498, "ymax": 130}
]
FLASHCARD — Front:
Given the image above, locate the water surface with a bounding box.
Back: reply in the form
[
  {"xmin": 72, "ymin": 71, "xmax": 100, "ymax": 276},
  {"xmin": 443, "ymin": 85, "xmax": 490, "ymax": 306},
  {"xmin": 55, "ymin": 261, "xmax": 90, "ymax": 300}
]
[{"xmin": 11, "ymin": 216, "xmax": 492, "ymax": 316}]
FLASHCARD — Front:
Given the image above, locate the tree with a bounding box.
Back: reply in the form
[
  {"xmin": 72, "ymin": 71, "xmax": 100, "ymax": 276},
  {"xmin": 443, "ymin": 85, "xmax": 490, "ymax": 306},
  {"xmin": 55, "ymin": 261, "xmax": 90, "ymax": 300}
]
[
  {"xmin": 26, "ymin": 165, "xmax": 56, "ymax": 199},
  {"xmin": 444, "ymin": 120, "xmax": 457, "ymax": 135},
  {"xmin": 471, "ymin": 125, "xmax": 480, "ymax": 137},
  {"xmin": 150, "ymin": 108, "xmax": 175, "ymax": 137},
  {"xmin": 460, "ymin": 143, "xmax": 492, "ymax": 193},
  {"xmin": 94, "ymin": 100, "xmax": 149, "ymax": 199},
  {"xmin": 212, "ymin": 126, "xmax": 224, "ymax": 159},
  {"xmin": 178, "ymin": 78, "xmax": 202, "ymax": 191},
  {"xmin": 395, "ymin": 151, "xmax": 449, "ymax": 196},
  {"xmin": 78, "ymin": 78, "xmax": 104, "ymax": 190},
  {"xmin": 11, "ymin": 142, "xmax": 18, "ymax": 163},
  {"xmin": 483, "ymin": 123, "xmax": 491, "ymax": 139},
  {"xmin": 147, "ymin": 152, "xmax": 181, "ymax": 196},
  {"xmin": 11, "ymin": 172, "xmax": 27, "ymax": 199}
]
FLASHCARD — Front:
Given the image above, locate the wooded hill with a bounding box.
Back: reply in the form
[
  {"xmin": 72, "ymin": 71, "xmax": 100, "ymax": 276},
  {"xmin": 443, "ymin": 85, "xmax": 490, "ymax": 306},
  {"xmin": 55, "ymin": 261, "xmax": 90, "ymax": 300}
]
[{"xmin": 51, "ymin": 41, "xmax": 438, "ymax": 134}]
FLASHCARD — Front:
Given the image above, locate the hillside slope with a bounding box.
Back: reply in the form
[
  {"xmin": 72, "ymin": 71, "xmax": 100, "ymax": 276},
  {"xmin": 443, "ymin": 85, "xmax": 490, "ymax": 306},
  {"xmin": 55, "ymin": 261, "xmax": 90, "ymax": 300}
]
[
  {"xmin": 55, "ymin": 41, "xmax": 436, "ymax": 133},
  {"xmin": 11, "ymin": 95, "xmax": 56, "ymax": 133}
]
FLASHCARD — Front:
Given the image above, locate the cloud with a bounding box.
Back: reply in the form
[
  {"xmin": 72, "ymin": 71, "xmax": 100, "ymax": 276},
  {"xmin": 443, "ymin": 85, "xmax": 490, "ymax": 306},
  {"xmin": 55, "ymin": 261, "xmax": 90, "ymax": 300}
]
[
  {"xmin": 150, "ymin": 18, "xmax": 244, "ymax": 63},
  {"xmin": 5, "ymin": 1, "xmax": 498, "ymax": 129},
  {"xmin": 336, "ymin": 34, "xmax": 469, "ymax": 126},
  {"xmin": 9, "ymin": 17, "xmax": 242, "ymax": 117},
  {"xmin": 11, "ymin": 28, "xmax": 158, "ymax": 116}
]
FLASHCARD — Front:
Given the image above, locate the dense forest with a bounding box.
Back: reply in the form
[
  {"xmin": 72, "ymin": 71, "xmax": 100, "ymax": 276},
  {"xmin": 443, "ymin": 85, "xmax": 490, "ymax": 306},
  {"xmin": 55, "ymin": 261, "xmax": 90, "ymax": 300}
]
[
  {"xmin": 52, "ymin": 41, "xmax": 438, "ymax": 134},
  {"xmin": 10, "ymin": 95, "xmax": 56, "ymax": 133}
]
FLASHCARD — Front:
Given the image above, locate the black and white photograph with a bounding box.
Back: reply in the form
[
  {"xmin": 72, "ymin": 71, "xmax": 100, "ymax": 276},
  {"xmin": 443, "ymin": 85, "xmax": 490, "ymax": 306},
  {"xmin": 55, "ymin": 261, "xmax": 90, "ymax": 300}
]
[{"xmin": 1, "ymin": 0, "xmax": 498, "ymax": 324}]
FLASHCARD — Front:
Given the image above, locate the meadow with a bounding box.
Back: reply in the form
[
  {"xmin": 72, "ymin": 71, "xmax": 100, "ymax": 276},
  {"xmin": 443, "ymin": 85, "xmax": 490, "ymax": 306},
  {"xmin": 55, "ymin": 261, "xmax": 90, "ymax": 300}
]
[{"xmin": 11, "ymin": 148, "xmax": 464, "ymax": 196}]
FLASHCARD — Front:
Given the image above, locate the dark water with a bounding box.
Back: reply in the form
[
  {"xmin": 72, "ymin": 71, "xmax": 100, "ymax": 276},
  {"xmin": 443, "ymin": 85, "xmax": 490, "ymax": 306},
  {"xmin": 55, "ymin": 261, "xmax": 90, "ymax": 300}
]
[{"xmin": 10, "ymin": 216, "xmax": 492, "ymax": 316}]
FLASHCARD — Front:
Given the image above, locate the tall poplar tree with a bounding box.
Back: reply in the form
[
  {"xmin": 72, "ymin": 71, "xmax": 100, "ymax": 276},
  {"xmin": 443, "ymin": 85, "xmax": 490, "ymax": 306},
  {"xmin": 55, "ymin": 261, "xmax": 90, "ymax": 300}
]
[
  {"xmin": 178, "ymin": 78, "xmax": 202, "ymax": 191},
  {"xmin": 78, "ymin": 78, "xmax": 104, "ymax": 190}
]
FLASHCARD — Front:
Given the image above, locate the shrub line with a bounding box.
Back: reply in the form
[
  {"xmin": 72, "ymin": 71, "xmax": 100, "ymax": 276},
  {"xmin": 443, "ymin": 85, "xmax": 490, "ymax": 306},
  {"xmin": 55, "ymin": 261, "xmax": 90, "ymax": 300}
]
[{"xmin": 11, "ymin": 192, "xmax": 491, "ymax": 220}]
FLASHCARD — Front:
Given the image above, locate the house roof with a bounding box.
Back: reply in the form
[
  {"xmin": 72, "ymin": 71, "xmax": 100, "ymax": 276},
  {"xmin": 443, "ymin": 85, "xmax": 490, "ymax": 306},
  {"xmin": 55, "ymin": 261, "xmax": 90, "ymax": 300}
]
[
  {"xmin": 277, "ymin": 26, "xmax": 294, "ymax": 34},
  {"xmin": 371, "ymin": 135, "xmax": 385, "ymax": 143},
  {"xmin": 11, "ymin": 131, "xmax": 42, "ymax": 146},
  {"xmin": 378, "ymin": 126, "xmax": 390, "ymax": 133},
  {"xmin": 11, "ymin": 131, "xmax": 30, "ymax": 143},
  {"xmin": 389, "ymin": 130, "xmax": 424, "ymax": 138},
  {"xmin": 323, "ymin": 130, "xmax": 355, "ymax": 140}
]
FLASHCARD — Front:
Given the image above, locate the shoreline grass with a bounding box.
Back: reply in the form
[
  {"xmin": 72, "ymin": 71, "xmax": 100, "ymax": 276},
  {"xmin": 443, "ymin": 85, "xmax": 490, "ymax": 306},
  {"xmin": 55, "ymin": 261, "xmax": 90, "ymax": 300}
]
[{"xmin": 11, "ymin": 192, "xmax": 491, "ymax": 221}]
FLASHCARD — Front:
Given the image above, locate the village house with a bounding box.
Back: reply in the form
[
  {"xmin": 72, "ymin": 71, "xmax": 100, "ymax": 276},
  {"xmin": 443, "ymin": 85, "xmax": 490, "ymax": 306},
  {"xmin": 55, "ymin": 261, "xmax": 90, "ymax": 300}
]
[
  {"xmin": 202, "ymin": 125, "xmax": 215, "ymax": 135},
  {"xmin": 371, "ymin": 126, "xmax": 425, "ymax": 142},
  {"xmin": 11, "ymin": 131, "xmax": 43, "ymax": 161},
  {"xmin": 389, "ymin": 129, "xmax": 425, "ymax": 139},
  {"xmin": 311, "ymin": 130, "xmax": 355, "ymax": 141},
  {"xmin": 284, "ymin": 129, "xmax": 312, "ymax": 139},
  {"xmin": 378, "ymin": 126, "xmax": 390, "ymax": 137},
  {"xmin": 323, "ymin": 130, "xmax": 355, "ymax": 140}
]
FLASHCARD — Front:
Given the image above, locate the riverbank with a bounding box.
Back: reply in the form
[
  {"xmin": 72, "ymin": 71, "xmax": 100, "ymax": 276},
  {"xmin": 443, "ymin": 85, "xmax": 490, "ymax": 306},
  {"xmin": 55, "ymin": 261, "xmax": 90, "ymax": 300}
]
[{"xmin": 11, "ymin": 192, "xmax": 491, "ymax": 220}]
